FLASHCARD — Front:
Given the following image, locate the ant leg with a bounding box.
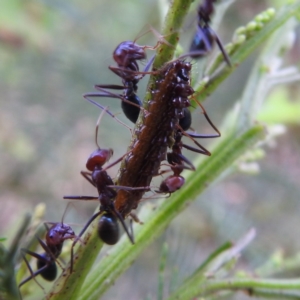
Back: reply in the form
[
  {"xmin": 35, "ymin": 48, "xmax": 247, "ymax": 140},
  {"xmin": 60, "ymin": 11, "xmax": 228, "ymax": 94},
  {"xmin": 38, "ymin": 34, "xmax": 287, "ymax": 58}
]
[
  {"xmin": 196, "ymin": 99, "xmax": 221, "ymax": 137},
  {"xmin": 109, "ymin": 65, "xmax": 157, "ymax": 79},
  {"xmin": 80, "ymin": 171, "xmax": 95, "ymax": 187},
  {"xmin": 111, "ymin": 207, "xmax": 134, "ymax": 244},
  {"xmin": 94, "ymin": 84, "xmax": 124, "ymax": 90},
  {"xmin": 139, "ymin": 25, "xmax": 175, "ymax": 50},
  {"xmin": 178, "ymin": 129, "xmax": 211, "ymax": 156},
  {"xmin": 93, "ymin": 85, "xmax": 144, "ymax": 124},
  {"xmin": 182, "ymin": 143, "xmax": 211, "ymax": 156},
  {"xmin": 171, "ymin": 153, "xmax": 196, "ymax": 171},
  {"xmin": 183, "ymin": 101, "xmax": 221, "ymax": 139},
  {"xmin": 214, "ymin": 32, "xmax": 231, "ymax": 66},
  {"xmin": 86, "ymin": 88, "xmax": 147, "ymax": 115},
  {"xmin": 19, "ymin": 249, "xmax": 51, "ymax": 290},
  {"xmin": 83, "ymin": 95, "xmax": 132, "ymax": 131},
  {"xmin": 129, "ymin": 212, "xmax": 143, "ymax": 224},
  {"xmin": 143, "ymin": 54, "xmax": 156, "ymax": 73},
  {"xmin": 107, "ymin": 185, "xmax": 151, "ymax": 192},
  {"xmin": 192, "ymin": 24, "xmax": 231, "ymax": 66},
  {"xmin": 63, "ymin": 195, "xmax": 98, "ymax": 200},
  {"xmin": 156, "ymin": 168, "xmax": 172, "ymax": 176},
  {"xmin": 36, "ymin": 237, "xmax": 64, "ymax": 270},
  {"xmin": 102, "ymin": 152, "xmax": 129, "ymax": 171},
  {"xmin": 198, "ymin": 26, "xmax": 214, "ymax": 53},
  {"xmin": 187, "ymin": 131, "xmax": 220, "ymax": 139},
  {"xmin": 70, "ymin": 211, "xmax": 102, "ymax": 273}
]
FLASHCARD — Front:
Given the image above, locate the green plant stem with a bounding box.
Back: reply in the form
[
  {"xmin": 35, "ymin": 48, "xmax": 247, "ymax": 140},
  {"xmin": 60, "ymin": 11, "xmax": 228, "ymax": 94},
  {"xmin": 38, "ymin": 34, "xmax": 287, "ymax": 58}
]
[
  {"xmin": 190, "ymin": 241, "xmax": 233, "ymax": 279},
  {"xmin": 168, "ymin": 277, "xmax": 300, "ymax": 300},
  {"xmin": 256, "ymin": 252, "xmax": 300, "ymax": 278},
  {"xmin": 208, "ymin": 289, "xmax": 300, "ymax": 300},
  {"xmin": 246, "ymin": 289, "xmax": 300, "ymax": 300},
  {"xmin": 152, "ymin": 0, "xmax": 194, "ymax": 69}
]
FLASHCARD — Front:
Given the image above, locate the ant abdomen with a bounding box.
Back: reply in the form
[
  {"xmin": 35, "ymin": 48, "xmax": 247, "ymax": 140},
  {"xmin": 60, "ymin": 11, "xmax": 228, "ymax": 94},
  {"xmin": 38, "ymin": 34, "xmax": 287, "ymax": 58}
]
[
  {"xmin": 179, "ymin": 108, "xmax": 192, "ymax": 131},
  {"xmin": 190, "ymin": 26, "xmax": 215, "ymax": 57},
  {"xmin": 36, "ymin": 254, "xmax": 57, "ymax": 281},
  {"xmin": 189, "ymin": 0, "xmax": 231, "ymax": 65},
  {"xmin": 121, "ymin": 93, "xmax": 142, "ymax": 123},
  {"xmin": 98, "ymin": 213, "xmax": 120, "ymax": 245}
]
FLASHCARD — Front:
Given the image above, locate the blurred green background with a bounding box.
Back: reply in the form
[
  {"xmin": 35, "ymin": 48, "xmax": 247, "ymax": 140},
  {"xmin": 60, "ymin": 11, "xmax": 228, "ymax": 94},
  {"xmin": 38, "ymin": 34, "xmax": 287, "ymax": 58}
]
[{"xmin": 1, "ymin": 0, "xmax": 300, "ymax": 299}]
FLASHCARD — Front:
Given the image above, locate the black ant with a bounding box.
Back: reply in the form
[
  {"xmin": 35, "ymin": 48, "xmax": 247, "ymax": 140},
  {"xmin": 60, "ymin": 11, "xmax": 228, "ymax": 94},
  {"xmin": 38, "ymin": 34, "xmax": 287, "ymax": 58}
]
[
  {"xmin": 19, "ymin": 216, "xmax": 77, "ymax": 289},
  {"xmin": 157, "ymin": 101, "xmax": 221, "ymax": 194},
  {"xmin": 64, "ymin": 109, "xmax": 149, "ymax": 259},
  {"xmin": 83, "ymin": 29, "xmax": 167, "ymax": 124},
  {"xmin": 190, "ymin": 0, "xmax": 231, "ymax": 66},
  {"xmin": 109, "ymin": 27, "xmax": 171, "ymax": 82}
]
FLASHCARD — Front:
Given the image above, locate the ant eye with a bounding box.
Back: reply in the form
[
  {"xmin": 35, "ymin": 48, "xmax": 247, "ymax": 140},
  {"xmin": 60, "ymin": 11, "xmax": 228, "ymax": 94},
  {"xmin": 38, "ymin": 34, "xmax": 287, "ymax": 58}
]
[{"xmin": 37, "ymin": 257, "xmax": 57, "ymax": 281}]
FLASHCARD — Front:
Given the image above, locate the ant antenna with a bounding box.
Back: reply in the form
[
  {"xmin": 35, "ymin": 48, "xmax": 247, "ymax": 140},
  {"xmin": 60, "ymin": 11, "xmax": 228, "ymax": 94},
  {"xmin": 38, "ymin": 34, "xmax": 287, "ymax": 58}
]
[
  {"xmin": 134, "ymin": 25, "xmax": 175, "ymax": 50},
  {"xmin": 95, "ymin": 106, "xmax": 109, "ymax": 149},
  {"xmin": 84, "ymin": 95, "xmax": 132, "ymax": 131}
]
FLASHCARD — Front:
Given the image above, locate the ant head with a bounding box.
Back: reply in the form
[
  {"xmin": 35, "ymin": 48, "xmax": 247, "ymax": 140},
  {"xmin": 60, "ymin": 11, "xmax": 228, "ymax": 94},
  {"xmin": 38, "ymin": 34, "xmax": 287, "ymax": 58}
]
[
  {"xmin": 113, "ymin": 41, "xmax": 146, "ymax": 69},
  {"xmin": 159, "ymin": 175, "xmax": 185, "ymax": 193},
  {"xmin": 86, "ymin": 148, "xmax": 113, "ymax": 171},
  {"xmin": 98, "ymin": 212, "xmax": 120, "ymax": 245},
  {"xmin": 45, "ymin": 222, "xmax": 75, "ymax": 246},
  {"xmin": 44, "ymin": 202, "xmax": 77, "ymax": 246}
]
